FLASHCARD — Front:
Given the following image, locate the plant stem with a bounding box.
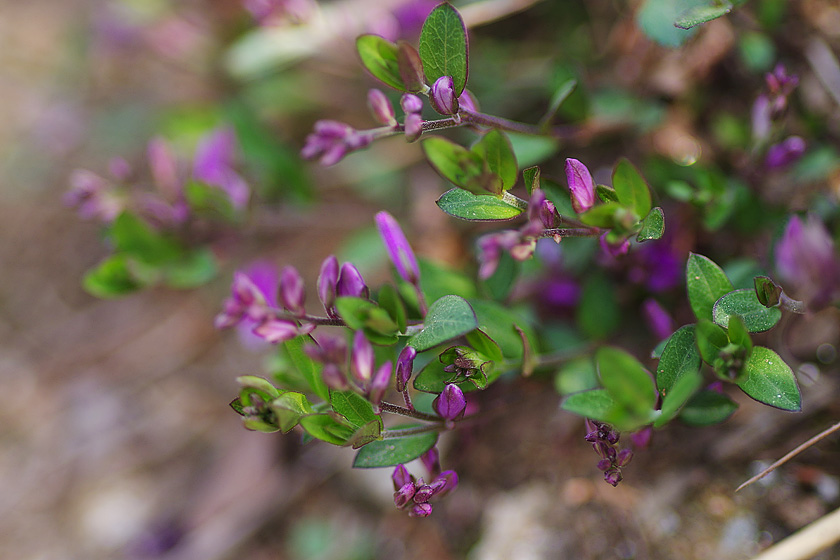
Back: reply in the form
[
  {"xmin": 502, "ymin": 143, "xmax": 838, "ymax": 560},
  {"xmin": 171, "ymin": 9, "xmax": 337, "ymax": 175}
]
[
  {"xmin": 267, "ymin": 308, "xmax": 346, "ymax": 326},
  {"xmin": 382, "ymin": 424, "xmax": 445, "ymax": 439},
  {"xmin": 379, "ymin": 401, "xmax": 441, "ymax": 422},
  {"xmin": 539, "ymin": 227, "xmax": 601, "ymax": 238},
  {"xmin": 502, "ymin": 191, "xmax": 529, "ymax": 210},
  {"xmin": 459, "ymin": 107, "xmax": 576, "ymax": 138}
]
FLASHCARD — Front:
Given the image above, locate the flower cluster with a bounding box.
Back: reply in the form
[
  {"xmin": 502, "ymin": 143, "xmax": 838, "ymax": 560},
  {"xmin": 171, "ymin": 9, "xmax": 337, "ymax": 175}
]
[
  {"xmin": 584, "ymin": 419, "xmax": 633, "ymax": 487},
  {"xmin": 391, "ymin": 450, "xmax": 458, "ymax": 518},
  {"xmin": 751, "ymin": 64, "xmax": 804, "ymax": 169}
]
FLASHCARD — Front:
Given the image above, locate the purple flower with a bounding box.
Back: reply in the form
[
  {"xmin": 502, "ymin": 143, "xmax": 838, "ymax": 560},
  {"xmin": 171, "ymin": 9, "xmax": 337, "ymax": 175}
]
[
  {"xmin": 430, "ymin": 76, "xmax": 458, "ymax": 116},
  {"xmin": 253, "ymin": 318, "xmax": 310, "ymax": 343},
  {"xmin": 376, "ymin": 211, "xmax": 421, "ymax": 285},
  {"xmin": 409, "ymin": 503, "xmax": 433, "ymax": 517},
  {"xmin": 368, "ymin": 361, "xmax": 393, "ymax": 408},
  {"xmin": 433, "ymin": 383, "xmax": 466, "ymax": 421},
  {"xmin": 751, "ymin": 94, "xmax": 772, "ymax": 143},
  {"xmin": 404, "ymin": 113, "xmax": 423, "ymax": 143},
  {"xmin": 394, "ymin": 482, "xmax": 416, "ymax": 508},
  {"xmin": 458, "ymin": 90, "xmax": 479, "ymax": 113},
  {"xmin": 368, "ymin": 89, "xmax": 396, "ymax": 127},
  {"xmin": 400, "ymin": 93, "xmax": 423, "ymax": 114},
  {"xmin": 336, "ymin": 262, "xmax": 369, "ymax": 299},
  {"xmin": 351, "ymin": 330, "xmax": 375, "ymax": 386},
  {"xmin": 395, "ymin": 345, "xmax": 417, "ymax": 392},
  {"xmin": 317, "ymin": 255, "xmax": 340, "ymax": 317},
  {"xmin": 301, "ymin": 120, "xmax": 373, "ymax": 166},
  {"xmin": 765, "ymin": 136, "xmax": 806, "ymax": 169},
  {"xmin": 599, "ymin": 232, "xmax": 630, "ymax": 258},
  {"xmin": 420, "ymin": 447, "xmax": 441, "ymax": 478},
  {"xmin": 279, "ymin": 266, "xmax": 305, "ymax": 317},
  {"xmin": 642, "ymin": 298, "xmax": 674, "ymax": 340},
  {"xmin": 565, "ymin": 158, "xmax": 596, "ymax": 213},
  {"xmin": 148, "ymin": 137, "xmax": 181, "ymax": 199},
  {"xmin": 776, "ymin": 214, "xmax": 840, "ymax": 308},
  {"xmin": 477, "ymin": 230, "xmax": 534, "ymax": 279},
  {"xmin": 193, "ymin": 127, "xmax": 250, "ymax": 209},
  {"xmin": 64, "ymin": 169, "xmax": 124, "ymax": 222},
  {"xmin": 392, "ymin": 464, "xmax": 413, "ymax": 490}
]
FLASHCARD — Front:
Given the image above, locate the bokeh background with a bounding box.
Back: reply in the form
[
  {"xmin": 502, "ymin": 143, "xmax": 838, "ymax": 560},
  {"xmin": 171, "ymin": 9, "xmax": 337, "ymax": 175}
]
[{"xmin": 3, "ymin": 0, "xmax": 840, "ymax": 558}]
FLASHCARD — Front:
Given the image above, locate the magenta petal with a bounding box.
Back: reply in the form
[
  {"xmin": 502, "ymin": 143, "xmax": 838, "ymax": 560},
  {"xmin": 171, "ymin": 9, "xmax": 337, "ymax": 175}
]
[
  {"xmin": 376, "ymin": 211, "xmax": 420, "ymax": 285},
  {"xmin": 565, "ymin": 158, "xmax": 596, "ymax": 213},
  {"xmin": 253, "ymin": 318, "xmax": 299, "ymax": 343}
]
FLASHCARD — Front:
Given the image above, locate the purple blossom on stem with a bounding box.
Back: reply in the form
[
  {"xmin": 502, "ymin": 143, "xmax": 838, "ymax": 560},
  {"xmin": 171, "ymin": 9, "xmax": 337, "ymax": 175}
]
[
  {"xmin": 252, "ymin": 318, "xmax": 314, "ymax": 343},
  {"xmin": 404, "ymin": 113, "xmax": 423, "ymax": 143},
  {"xmin": 433, "ymin": 383, "xmax": 466, "ymax": 421},
  {"xmin": 336, "ymin": 262, "xmax": 369, "ymax": 299},
  {"xmin": 430, "ymin": 76, "xmax": 459, "ymax": 116},
  {"xmin": 585, "ymin": 419, "xmax": 633, "ymax": 486},
  {"xmin": 279, "ymin": 266, "xmax": 305, "ymax": 317},
  {"xmin": 375, "ymin": 211, "xmax": 421, "ymax": 285},
  {"xmin": 420, "ymin": 447, "xmax": 441, "ymax": 479},
  {"xmin": 400, "ymin": 93, "xmax": 423, "ymax": 114},
  {"xmin": 391, "ymin": 463, "xmax": 458, "ymax": 518},
  {"xmin": 642, "ymin": 298, "xmax": 674, "ymax": 341},
  {"xmin": 392, "ymin": 464, "xmax": 413, "ymax": 490},
  {"xmin": 368, "ymin": 89, "xmax": 396, "ymax": 127},
  {"xmin": 301, "ymin": 120, "xmax": 373, "ymax": 166},
  {"xmin": 765, "ymin": 136, "xmax": 806, "ymax": 169},
  {"xmin": 477, "ymin": 230, "xmax": 535, "ymax": 279},
  {"xmin": 565, "ymin": 158, "xmax": 596, "ymax": 214},
  {"xmin": 395, "ymin": 345, "xmax": 417, "ymax": 392},
  {"xmin": 351, "ymin": 330, "xmax": 375, "ymax": 386},
  {"xmin": 64, "ymin": 169, "xmax": 124, "ymax": 222},
  {"xmin": 599, "ymin": 232, "xmax": 630, "ymax": 258},
  {"xmin": 193, "ymin": 127, "xmax": 250, "ymax": 209},
  {"xmin": 368, "ymin": 361, "xmax": 393, "ymax": 409},
  {"xmin": 317, "ymin": 255, "xmax": 340, "ymax": 317}
]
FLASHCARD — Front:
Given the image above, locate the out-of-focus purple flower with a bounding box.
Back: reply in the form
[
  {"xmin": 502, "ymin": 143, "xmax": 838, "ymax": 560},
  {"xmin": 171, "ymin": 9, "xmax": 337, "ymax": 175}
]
[
  {"xmin": 215, "ymin": 271, "xmax": 268, "ymax": 328},
  {"xmin": 404, "ymin": 113, "xmax": 423, "ymax": 143},
  {"xmin": 148, "ymin": 137, "xmax": 181, "ymax": 200},
  {"xmin": 751, "ymin": 94, "xmax": 772, "ymax": 143},
  {"xmin": 642, "ymin": 298, "xmax": 674, "ymax": 340},
  {"xmin": 433, "ymin": 470, "xmax": 458, "ymax": 498},
  {"xmin": 433, "ymin": 383, "xmax": 466, "ymax": 421},
  {"xmin": 336, "ymin": 262, "xmax": 369, "ymax": 299},
  {"xmin": 253, "ymin": 318, "xmax": 309, "ymax": 343},
  {"xmin": 322, "ymin": 364, "xmax": 350, "ymax": 391},
  {"xmin": 420, "ymin": 447, "xmax": 441, "ymax": 478},
  {"xmin": 627, "ymin": 238, "xmax": 683, "ymax": 293},
  {"xmin": 753, "ymin": 64, "xmax": 798, "ymax": 143},
  {"xmin": 565, "ymin": 158, "xmax": 596, "ymax": 213},
  {"xmin": 522, "ymin": 189, "xmax": 556, "ymax": 237},
  {"xmin": 279, "ymin": 266, "xmax": 305, "ymax": 317},
  {"xmin": 193, "ymin": 127, "xmax": 250, "ymax": 209},
  {"xmin": 395, "ymin": 345, "xmax": 417, "ymax": 392},
  {"xmin": 776, "ymin": 214, "xmax": 840, "ymax": 308},
  {"xmin": 766, "ymin": 63, "xmax": 798, "ymax": 103},
  {"xmin": 599, "ymin": 233, "xmax": 630, "ymax": 258},
  {"xmin": 301, "ymin": 120, "xmax": 373, "ymax": 166},
  {"xmin": 409, "ymin": 503, "xmax": 433, "ymax": 517},
  {"xmin": 630, "ymin": 426, "xmax": 653, "ymax": 448},
  {"xmin": 317, "ymin": 255, "xmax": 340, "ymax": 317},
  {"xmin": 401, "ymin": 93, "xmax": 423, "ymax": 114},
  {"xmin": 430, "ymin": 76, "xmax": 458, "ymax": 116},
  {"xmin": 392, "ymin": 0, "xmax": 437, "ymax": 38},
  {"xmin": 368, "ymin": 361, "xmax": 393, "ymax": 408},
  {"xmin": 109, "ymin": 157, "xmax": 132, "ymax": 181},
  {"xmin": 64, "ymin": 170, "xmax": 124, "ymax": 222},
  {"xmin": 351, "ymin": 330, "xmax": 375, "ymax": 385},
  {"xmin": 392, "ymin": 464, "xmax": 413, "ymax": 490},
  {"xmin": 765, "ymin": 136, "xmax": 806, "ymax": 169},
  {"xmin": 477, "ymin": 230, "xmax": 535, "ymax": 279},
  {"xmin": 368, "ymin": 89, "xmax": 397, "ymax": 127},
  {"xmin": 458, "ymin": 90, "xmax": 479, "ymax": 113},
  {"xmin": 376, "ymin": 211, "xmax": 421, "ymax": 285},
  {"xmin": 244, "ymin": 0, "xmax": 313, "ymax": 25}
]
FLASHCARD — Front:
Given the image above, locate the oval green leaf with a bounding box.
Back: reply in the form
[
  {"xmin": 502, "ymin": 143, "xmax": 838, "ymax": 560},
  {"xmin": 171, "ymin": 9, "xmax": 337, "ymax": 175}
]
[
  {"xmin": 597, "ymin": 346, "xmax": 658, "ymax": 417},
  {"xmin": 418, "ymin": 2, "xmax": 468, "ymax": 95},
  {"xmin": 636, "ymin": 206, "xmax": 665, "ymax": 242},
  {"xmin": 422, "ymin": 136, "xmax": 486, "ymax": 191},
  {"xmin": 679, "ymin": 390, "xmax": 739, "ymax": 426},
  {"xmin": 353, "ymin": 428, "xmax": 438, "ymax": 468},
  {"xmin": 356, "ymin": 34, "xmax": 406, "ymax": 91},
  {"xmin": 560, "ymin": 389, "xmax": 615, "ymax": 422},
  {"xmin": 299, "ymin": 413, "xmax": 355, "ymax": 445},
  {"xmin": 436, "ymin": 188, "xmax": 522, "ymax": 221},
  {"xmin": 654, "ymin": 369, "xmax": 702, "ymax": 427},
  {"xmin": 656, "ymin": 324, "xmax": 701, "ymax": 397},
  {"xmin": 612, "ymin": 158, "xmax": 652, "ymax": 218},
  {"xmin": 330, "ymin": 391, "xmax": 379, "ymax": 429},
  {"xmin": 472, "ymin": 130, "xmax": 518, "ymax": 191},
  {"xmin": 675, "ymin": 3, "xmax": 732, "ymax": 30},
  {"xmin": 713, "ymin": 289, "xmax": 782, "ymax": 333},
  {"xmin": 737, "ymin": 346, "xmax": 801, "ymax": 411},
  {"xmin": 686, "ymin": 253, "xmax": 733, "ymax": 321},
  {"xmin": 408, "ymin": 295, "xmax": 478, "ymax": 351}
]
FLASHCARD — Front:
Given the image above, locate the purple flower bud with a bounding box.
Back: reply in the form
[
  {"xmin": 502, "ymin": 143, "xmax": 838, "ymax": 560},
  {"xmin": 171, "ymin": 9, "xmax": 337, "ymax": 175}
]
[
  {"xmin": 413, "ymin": 483, "xmax": 436, "ymax": 503},
  {"xmin": 336, "ymin": 263, "xmax": 369, "ymax": 299},
  {"xmin": 751, "ymin": 95, "xmax": 772, "ymax": 143},
  {"xmin": 108, "ymin": 157, "xmax": 132, "ymax": 180},
  {"xmin": 193, "ymin": 127, "xmax": 249, "ymax": 209},
  {"xmin": 596, "ymin": 459, "xmax": 611, "ymax": 471},
  {"xmin": 214, "ymin": 298, "xmax": 244, "ymax": 329},
  {"xmin": 458, "ymin": 90, "xmax": 479, "ymax": 113},
  {"xmin": 368, "ymin": 89, "xmax": 396, "ymax": 126},
  {"xmin": 368, "ymin": 361, "xmax": 393, "ymax": 407},
  {"xmin": 765, "ymin": 136, "xmax": 806, "ymax": 169},
  {"xmin": 376, "ymin": 211, "xmax": 421, "ymax": 285},
  {"xmin": 429, "ymin": 76, "xmax": 459, "ymax": 116},
  {"xmin": 395, "ymin": 345, "xmax": 417, "ymax": 392},
  {"xmin": 408, "ymin": 503, "xmax": 433, "ymax": 517},
  {"xmin": 317, "ymin": 255, "xmax": 339, "ymax": 317},
  {"xmin": 477, "ymin": 230, "xmax": 522, "ymax": 279},
  {"xmin": 420, "ymin": 447, "xmax": 440, "ymax": 478},
  {"xmin": 433, "ymin": 383, "xmax": 466, "ymax": 421},
  {"xmin": 321, "ymin": 363, "xmax": 350, "ymax": 391},
  {"xmin": 252, "ymin": 318, "xmax": 300, "ymax": 343},
  {"xmin": 392, "ymin": 464, "xmax": 413, "ymax": 490},
  {"xmin": 432, "ymin": 470, "xmax": 458, "ymax": 499},
  {"xmin": 279, "ymin": 266, "xmax": 306, "ymax": 316},
  {"xmin": 630, "ymin": 426, "xmax": 653, "ymax": 448},
  {"xmin": 147, "ymin": 137, "xmax": 181, "ymax": 199},
  {"xmin": 351, "ymin": 330, "xmax": 375, "ymax": 385},
  {"xmin": 616, "ymin": 448, "xmax": 633, "ymax": 467},
  {"xmin": 64, "ymin": 169, "xmax": 123, "ymax": 222},
  {"xmin": 604, "ymin": 468, "xmax": 623, "ymax": 487},
  {"xmin": 400, "ymin": 93, "xmax": 423, "ymax": 114},
  {"xmin": 230, "ymin": 271, "xmax": 268, "ymax": 320},
  {"xmin": 565, "ymin": 158, "xmax": 596, "ymax": 213},
  {"xmin": 404, "ymin": 113, "xmax": 423, "ymax": 143},
  {"xmin": 301, "ymin": 120, "xmax": 371, "ymax": 166},
  {"xmin": 642, "ymin": 298, "xmax": 674, "ymax": 341},
  {"xmin": 394, "ymin": 482, "xmax": 416, "ymax": 508}
]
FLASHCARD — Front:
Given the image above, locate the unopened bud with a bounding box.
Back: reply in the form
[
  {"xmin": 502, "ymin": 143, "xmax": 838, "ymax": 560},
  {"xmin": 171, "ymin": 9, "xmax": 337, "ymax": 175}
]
[
  {"xmin": 409, "ymin": 503, "xmax": 433, "ymax": 517},
  {"xmin": 253, "ymin": 318, "xmax": 300, "ymax": 344},
  {"xmin": 392, "ymin": 464, "xmax": 413, "ymax": 490},
  {"xmin": 322, "ymin": 363, "xmax": 350, "ymax": 391},
  {"xmin": 420, "ymin": 447, "xmax": 440, "ymax": 478},
  {"xmin": 395, "ymin": 345, "xmax": 417, "ymax": 392},
  {"xmin": 376, "ymin": 211, "xmax": 420, "ymax": 285},
  {"xmin": 404, "ymin": 113, "xmax": 423, "ymax": 143},
  {"xmin": 604, "ymin": 468, "xmax": 623, "ymax": 487},
  {"xmin": 368, "ymin": 361, "xmax": 393, "ymax": 407},
  {"xmin": 430, "ymin": 76, "xmax": 459, "ymax": 115},
  {"xmin": 394, "ymin": 482, "xmax": 416, "ymax": 508},
  {"xmin": 433, "ymin": 470, "xmax": 458, "ymax": 499},
  {"xmin": 317, "ymin": 255, "xmax": 339, "ymax": 317},
  {"xmin": 616, "ymin": 448, "xmax": 633, "ymax": 467},
  {"xmin": 433, "ymin": 383, "xmax": 466, "ymax": 421},
  {"xmin": 564, "ymin": 158, "xmax": 596, "ymax": 213},
  {"xmin": 336, "ymin": 262, "xmax": 369, "ymax": 299},
  {"xmin": 279, "ymin": 266, "xmax": 305, "ymax": 316},
  {"xmin": 400, "ymin": 93, "xmax": 423, "ymax": 114},
  {"xmin": 351, "ymin": 330, "xmax": 374, "ymax": 385},
  {"xmin": 368, "ymin": 89, "xmax": 396, "ymax": 126}
]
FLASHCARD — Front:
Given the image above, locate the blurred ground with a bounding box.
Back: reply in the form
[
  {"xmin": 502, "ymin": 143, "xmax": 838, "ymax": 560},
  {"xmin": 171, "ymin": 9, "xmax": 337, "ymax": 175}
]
[{"xmin": 2, "ymin": 1, "xmax": 840, "ymax": 559}]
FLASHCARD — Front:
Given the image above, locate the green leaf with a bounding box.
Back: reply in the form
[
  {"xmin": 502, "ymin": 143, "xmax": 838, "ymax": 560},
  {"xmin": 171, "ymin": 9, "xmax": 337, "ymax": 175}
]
[
  {"xmin": 465, "ymin": 329, "xmax": 504, "ymax": 363},
  {"xmin": 523, "ymin": 166, "xmax": 540, "ymax": 195},
  {"xmin": 109, "ymin": 212, "xmax": 182, "ymax": 266},
  {"xmin": 636, "ymin": 207, "xmax": 665, "ymax": 242},
  {"xmin": 353, "ymin": 428, "xmax": 438, "ymax": 468},
  {"xmin": 417, "ymin": 258, "xmax": 476, "ymax": 302},
  {"xmin": 299, "ymin": 413, "xmax": 356, "ymax": 445},
  {"xmin": 162, "ymin": 248, "xmax": 218, "ymax": 289},
  {"xmin": 555, "ymin": 357, "xmax": 599, "ymax": 395},
  {"xmin": 237, "ymin": 375, "xmax": 281, "ymax": 402},
  {"xmin": 654, "ymin": 369, "xmax": 703, "ymax": 427},
  {"xmin": 539, "ymin": 78, "xmax": 577, "ymax": 128},
  {"xmin": 481, "ymin": 251, "xmax": 518, "ymax": 301},
  {"xmin": 637, "ymin": 0, "xmax": 702, "ymax": 48},
  {"xmin": 356, "ymin": 35, "xmax": 406, "ymax": 91},
  {"xmin": 377, "ymin": 284, "xmax": 407, "ymax": 333},
  {"xmin": 656, "ymin": 324, "xmax": 701, "ymax": 397},
  {"xmin": 408, "ymin": 295, "xmax": 478, "ymax": 351},
  {"xmin": 418, "ymin": 2, "xmax": 468, "ymax": 95},
  {"xmin": 686, "ymin": 253, "xmax": 734, "ymax": 321},
  {"xmin": 83, "ymin": 255, "xmax": 143, "ymax": 298},
  {"xmin": 595, "ymin": 184, "xmax": 620, "ymax": 203},
  {"xmin": 335, "ymin": 296, "xmax": 400, "ymax": 340},
  {"xmin": 754, "ymin": 276, "xmax": 783, "ymax": 308},
  {"xmin": 713, "ymin": 289, "xmax": 782, "ymax": 333},
  {"xmin": 578, "ymin": 201, "xmax": 623, "ymax": 227},
  {"xmin": 396, "ymin": 41, "xmax": 426, "ymax": 93},
  {"xmin": 285, "ymin": 335, "xmax": 330, "ymax": 402},
  {"xmin": 737, "ymin": 346, "xmax": 801, "ymax": 411},
  {"xmin": 413, "ymin": 357, "xmax": 463, "ymax": 393},
  {"xmin": 270, "ymin": 392, "xmax": 313, "ymax": 433},
  {"xmin": 469, "ymin": 299, "xmax": 537, "ymax": 360},
  {"xmin": 330, "ymin": 391, "xmax": 379, "ymax": 429},
  {"xmin": 726, "ymin": 315, "xmax": 752, "ymax": 355},
  {"xmin": 422, "ymin": 136, "xmax": 490, "ymax": 194},
  {"xmin": 695, "ymin": 319, "xmax": 729, "ymax": 365},
  {"xmin": 577, "ymin": 273, "xmax": 620, "ymax": 340},
  {"xmin": 436, "ymin": 188, "xmax": 522, "ymax": 221},
  {"xmin": 597, "ymin": 347, "xmax": 658, "ymax": 418},
  {"xmin": 472, "ymin": 130, "xmax": 518, "ymax": 191},
  {"xmin": 612, "ymin": 158, "xmax": 652, "ymax": 218},
  {"xmin": 679, "ymin": 390, "xmax": 738, "ymax": 426},
  {"xmin": 184, "ymin": 180, "xmax": 238, "ymax": 223},
  {"xmin": 348, "ymin": 419, "xmax": 384, "ymax": 449},
  {"xmin": 675, "ymin": 2, "xmax": 733, "ymax": 30},
  {"xmin": 560, "ymin": 389, "xmax": 616, "ymax": 423}
]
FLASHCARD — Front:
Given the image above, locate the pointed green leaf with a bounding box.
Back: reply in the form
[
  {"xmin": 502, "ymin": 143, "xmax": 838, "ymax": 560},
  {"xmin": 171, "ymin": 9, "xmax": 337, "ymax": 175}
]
[
  {"xmin": 713, "ymin": 289, "xmax": 782, "ymax": 333},
  {"xmin": 348, "ymin": 419, "xmax": 384, "ymax": 449},
  {"xmin": 270, "ymin": 392, "xmax": 313, "ymax": 433},
  {"xmin": 285, "ymin": 335, "xmax": 330, "ymax": 402},
  {"xmin": 436, "ymin": 188, "xmax": 522, "ymax": 221},
  {"xmin": 408, "ymin": 295, "xmax": 478, "ymax": 351},
  {"xmin": 679, "ymin": 390, "xmax": 739, "ymax": 426},
  {"xmin": 472, "ymin": 130, "xmax": 518, "ymax": 191},
  {"xmin": 560, "ymin": 389, "xmax": 616, "ymax": 422},
  {"xmin": 378, "ymin": 284, "xmax": 407, "ymax": 333},
  {"xmin": 686, "ymin": 253, "xmax": 733, "ymax": 321},
  {"xmin": 330, "ymin": 391, "xmax": 379, "ymax": 429},
  {"xmin": 636, "ymin": 207, "xmax": 665, "ymax": 242},
  {"xmin": 299, "ymin": 413, "xmax": 355, "ymax": 445},
  {"xmin": 579, "ymin": 201, "xmax": 623, "ymax": 227},
  {"xmin": 597, "ymin": 346, "xmax": 658, "ymax": 418},
  {"xmin": 83, "ymin": 255, "xmax": 144, "ymax": 298},
  {"xmin": 523, "ymin": 166, "xmax": 540, "ymax": 195},
  {"xmin": 465, "ymin": 329, "xmax": 504, "ymax": 363},
  {"xmin": 612, "ymin": 158, "xmax": 652, "ymax": 218},
  {"xmin": 356, "ymin": 34, "xmax": 406, "ymax": 91},
  {"xmin": 422, "ymin": 136, "xmax": 488, "ymax": 193},
  {"xmin": 596, "ymin": 184, "xmax": 620, "ymax": 203},
  {"xmin": 418, "ymin": 2, "xmax": 468, "ymax": 95},
  {"xmin": 695, "ymin": 319, "xmax": 729, "ymax": 365},
  {"xmin": 656, "ymin": 324, "xmax": 701, "ymax": 397},
  {"xmin": 654, "ymin": 369, "xmax": 703, "ymax": 427},
  {"xmin": 539, "ymin": 78, "xmax": 577, "ymax": 128},
  {"xmin": 675, "ymin": 2, "xmax": 733, "ymax": 30},
  {"xmin": 737, "ymin": 346, "xmax": 800, "ymax": 411},
  {"xmin": 353, "ymin": 428, "xmax": 438, "ymax": 467}
]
